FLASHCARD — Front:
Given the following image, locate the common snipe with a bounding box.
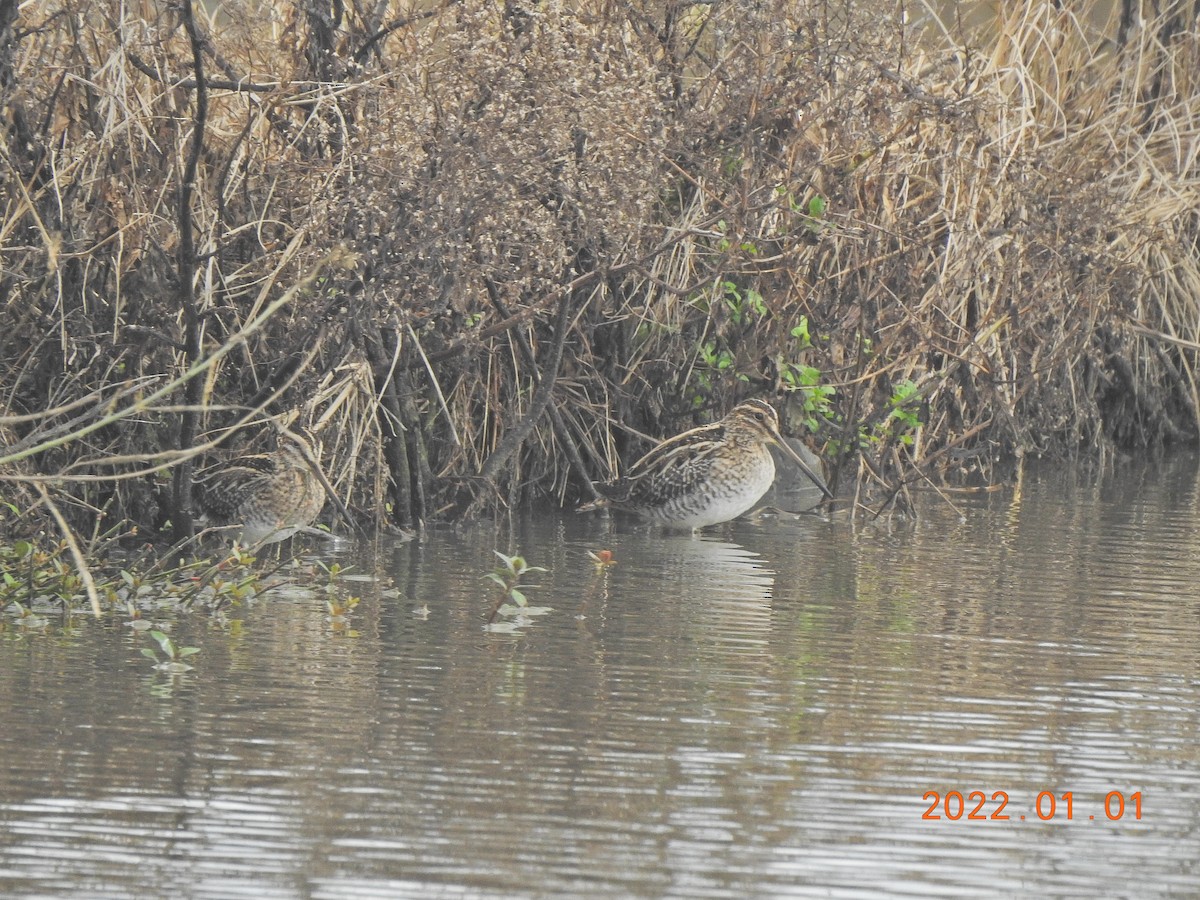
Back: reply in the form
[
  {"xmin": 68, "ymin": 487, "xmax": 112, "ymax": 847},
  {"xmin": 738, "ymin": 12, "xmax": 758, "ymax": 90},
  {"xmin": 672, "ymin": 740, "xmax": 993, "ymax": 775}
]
[
  {"xmin": 196, "ymin": 425, "xmax": 338, "ymax": 545},
  {"xmin": 581, "ymin": 399, "xmax": 832, "ymax": 529}
]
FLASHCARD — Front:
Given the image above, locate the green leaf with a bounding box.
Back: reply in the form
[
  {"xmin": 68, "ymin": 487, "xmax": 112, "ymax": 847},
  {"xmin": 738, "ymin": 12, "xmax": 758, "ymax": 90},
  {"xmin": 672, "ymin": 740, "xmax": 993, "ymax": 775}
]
[
  {"xmin": 790, "ymin": 316, "xmax": 811, "ymax": 345},
  {"xmin": 149, "ymin": 631, "xmax": 173, "ymax": 655},
  {"xmin": 140, "ymin": 648, "xmax": 160, "ymax": 660},
  {"xmin": 508, "ymin": 588, "xmax": 527, "ymax": 607},
  {"xmin": 177, "ymin": 647, "xmax": 201, "ymax": 658}
]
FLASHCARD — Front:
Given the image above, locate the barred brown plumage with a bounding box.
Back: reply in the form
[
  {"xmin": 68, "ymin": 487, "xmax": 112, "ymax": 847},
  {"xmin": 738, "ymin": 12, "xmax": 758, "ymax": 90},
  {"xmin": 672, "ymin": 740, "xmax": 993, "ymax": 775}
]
[
  {"xmin": 195, "ymin": 426, "xmax": 332, "ymax": 545},
  {"xmin": 579, "ymin": 399, "xmax": 832, "ymax": 530}
]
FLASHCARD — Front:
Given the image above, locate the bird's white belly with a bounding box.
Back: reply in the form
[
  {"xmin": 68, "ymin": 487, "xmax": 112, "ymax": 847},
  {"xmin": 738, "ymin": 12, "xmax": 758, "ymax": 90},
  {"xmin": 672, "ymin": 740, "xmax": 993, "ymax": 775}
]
[{"xmin": 651, "ymin": 452, "xmax": 776, "ymax": 529}]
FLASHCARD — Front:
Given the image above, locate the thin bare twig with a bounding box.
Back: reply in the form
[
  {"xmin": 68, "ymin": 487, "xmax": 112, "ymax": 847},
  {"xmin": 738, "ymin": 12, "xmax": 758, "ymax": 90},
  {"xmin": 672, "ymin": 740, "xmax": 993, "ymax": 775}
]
[{"xmin": 34, "ymin": 484, "xmax": 103, "ymax": 618}]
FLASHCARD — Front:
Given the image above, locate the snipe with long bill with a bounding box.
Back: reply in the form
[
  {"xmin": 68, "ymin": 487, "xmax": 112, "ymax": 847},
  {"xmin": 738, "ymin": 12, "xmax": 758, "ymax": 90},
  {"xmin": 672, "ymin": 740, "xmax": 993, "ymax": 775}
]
[
  {"xmin": 195, "ymin": 424, "xmax": 343, "ymax": 545},
  {"xmin": 581, "ymin": 399, "xmax": 832, "ymax": 530}
]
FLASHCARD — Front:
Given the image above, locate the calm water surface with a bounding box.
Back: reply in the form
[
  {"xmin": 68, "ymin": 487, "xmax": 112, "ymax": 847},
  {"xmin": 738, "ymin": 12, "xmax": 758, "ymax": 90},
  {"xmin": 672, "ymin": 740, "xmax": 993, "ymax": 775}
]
[{"xmin": 2, "ymin": 457, "xmax": 1200, "ymax": 898}]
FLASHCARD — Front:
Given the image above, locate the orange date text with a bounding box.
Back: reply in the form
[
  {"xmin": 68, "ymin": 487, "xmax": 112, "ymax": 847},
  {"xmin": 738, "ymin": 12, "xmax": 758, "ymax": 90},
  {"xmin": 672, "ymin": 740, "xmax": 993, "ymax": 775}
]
[{"xmin": 921, "ymin": 790, "xmax": 1142, "ymax": 822}]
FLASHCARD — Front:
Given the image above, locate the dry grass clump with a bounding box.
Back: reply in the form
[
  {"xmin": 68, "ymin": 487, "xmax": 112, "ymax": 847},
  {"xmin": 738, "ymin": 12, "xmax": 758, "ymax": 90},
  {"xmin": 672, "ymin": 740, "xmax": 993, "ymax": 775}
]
[{"xmin": 2, "ymin": 0, "xmax": 1200, "ymax": 543}]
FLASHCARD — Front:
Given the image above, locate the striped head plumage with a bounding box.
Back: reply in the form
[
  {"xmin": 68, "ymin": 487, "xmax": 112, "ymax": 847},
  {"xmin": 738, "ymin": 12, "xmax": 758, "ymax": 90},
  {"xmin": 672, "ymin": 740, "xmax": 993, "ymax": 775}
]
[{"xmin": 196, "ymin": 425, "xmax": 330, "ymax": 545}]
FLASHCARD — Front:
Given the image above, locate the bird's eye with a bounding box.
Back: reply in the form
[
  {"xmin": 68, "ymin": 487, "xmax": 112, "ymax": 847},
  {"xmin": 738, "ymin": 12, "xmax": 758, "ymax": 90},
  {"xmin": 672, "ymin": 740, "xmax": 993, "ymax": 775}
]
[{"xmin": 754, "ymin": 411, "xmax": 765, "ymax": 421}]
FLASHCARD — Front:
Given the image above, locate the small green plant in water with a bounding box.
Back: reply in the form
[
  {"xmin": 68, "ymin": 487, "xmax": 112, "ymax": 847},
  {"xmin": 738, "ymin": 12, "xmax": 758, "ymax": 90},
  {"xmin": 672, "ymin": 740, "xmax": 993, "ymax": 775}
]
[
  {"xmin": 124, "ymin": 602, "xmax": 155, "ymax": 632},
  {"xmin": 7, "ymin": 602, "xmax": 50, "ymax": 630},
  {"xmin": 141, "ymin": 630, "xmax": 200, "ymax": 673},
  {"xmin": 484, "ymin": 551, "xmax": 548, "ymax": 626},
  {"xmin": 325, "ymin": 594, "xmax": 360, "ymax": 636},
  {"xmin": 1, "ymin": 536, "xmax": 87, "ymax": 613}
]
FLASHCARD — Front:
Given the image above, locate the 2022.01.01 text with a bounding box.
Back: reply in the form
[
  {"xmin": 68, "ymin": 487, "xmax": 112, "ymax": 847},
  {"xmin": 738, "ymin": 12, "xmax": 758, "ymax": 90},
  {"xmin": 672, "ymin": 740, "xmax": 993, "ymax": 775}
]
[{"xmin": 922, "ymin": 790, "xmax": 1143, "ymax": 822}]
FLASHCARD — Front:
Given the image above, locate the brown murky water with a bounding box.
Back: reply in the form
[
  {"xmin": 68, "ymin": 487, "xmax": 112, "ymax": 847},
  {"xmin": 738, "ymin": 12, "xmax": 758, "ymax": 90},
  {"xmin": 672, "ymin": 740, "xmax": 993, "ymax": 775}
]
[{"xmin": 2, "ymin": 456, "xmax": 1199, "ymax": 898}]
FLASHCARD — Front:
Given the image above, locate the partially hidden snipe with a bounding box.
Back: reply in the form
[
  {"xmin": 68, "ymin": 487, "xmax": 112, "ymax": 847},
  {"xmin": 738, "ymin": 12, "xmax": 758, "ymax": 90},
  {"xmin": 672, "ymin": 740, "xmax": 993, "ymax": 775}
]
[
  {"xmin": 581, "ymin": 399, "xmax": 832, "ymax": 530},
  {"xmin": 196, "ymin": 425, "xmax": 335, "ymax": 545}
]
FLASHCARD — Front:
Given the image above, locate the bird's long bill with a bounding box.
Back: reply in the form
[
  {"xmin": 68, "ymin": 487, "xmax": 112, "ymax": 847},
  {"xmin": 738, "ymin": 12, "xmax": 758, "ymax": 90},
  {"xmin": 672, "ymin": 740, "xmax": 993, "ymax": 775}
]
[{"xmin": 769, "ymin": 429, "xmax": 833, "ymax": 499}]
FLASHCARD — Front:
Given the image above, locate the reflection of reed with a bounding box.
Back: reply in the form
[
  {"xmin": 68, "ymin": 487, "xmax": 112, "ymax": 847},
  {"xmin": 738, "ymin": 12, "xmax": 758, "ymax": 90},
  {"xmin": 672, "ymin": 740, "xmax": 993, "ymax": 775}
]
[
  {"xmin": 838, "ymin": 457, "xmax": 1200, "ymax": 763},
  {"xmin": 5, "ymin": 479, "xmax": 1200, "ymax": 897}
]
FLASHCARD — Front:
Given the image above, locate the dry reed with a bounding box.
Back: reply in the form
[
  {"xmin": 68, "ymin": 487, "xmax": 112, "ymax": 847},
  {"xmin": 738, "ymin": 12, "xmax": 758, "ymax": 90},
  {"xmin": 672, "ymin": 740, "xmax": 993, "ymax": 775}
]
[{"xmin": 2, "ymin": 0, "xmax": 1199, "ymax": 543}]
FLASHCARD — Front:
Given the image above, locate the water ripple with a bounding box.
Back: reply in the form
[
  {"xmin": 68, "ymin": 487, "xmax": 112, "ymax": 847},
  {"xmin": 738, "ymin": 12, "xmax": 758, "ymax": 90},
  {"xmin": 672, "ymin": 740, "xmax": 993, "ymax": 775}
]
[{"xmin": 1, "ymin": 459, "xmax": 1200, "ymax": 897}]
